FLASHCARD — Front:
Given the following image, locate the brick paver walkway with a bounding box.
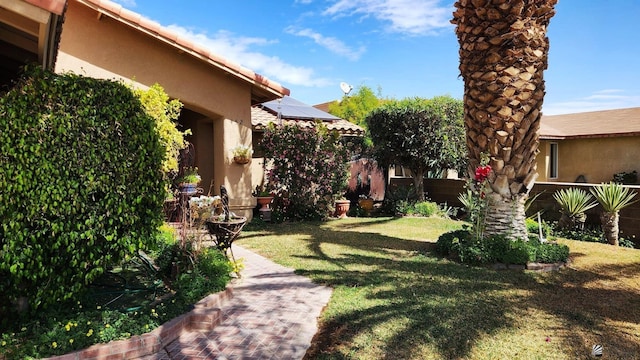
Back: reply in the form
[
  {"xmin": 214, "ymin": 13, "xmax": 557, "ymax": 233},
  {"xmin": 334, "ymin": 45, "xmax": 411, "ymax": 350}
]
[{"xmin": 142, "ymin": 245, "xmax": 333, "ymax": 360}]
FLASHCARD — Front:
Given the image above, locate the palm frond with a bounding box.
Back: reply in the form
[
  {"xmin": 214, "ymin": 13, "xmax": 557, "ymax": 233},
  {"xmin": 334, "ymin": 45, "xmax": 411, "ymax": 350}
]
[
  {"xmin": 591, "ymin": 182, "xmax": 638, "ymax": 213},
  {"xmin": 553, "ymin": 188, "xmax": 597, "ymax": 216}
]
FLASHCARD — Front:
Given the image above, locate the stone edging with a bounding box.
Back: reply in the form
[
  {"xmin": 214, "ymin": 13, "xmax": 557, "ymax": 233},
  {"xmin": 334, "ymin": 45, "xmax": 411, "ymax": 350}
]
[
  {"xmin": 43, "ymin": 286, "xmax": 234, "ymax": 360},
  {"xmin": 491, "ymin": 260, "xmax": 570, "ymax": 272}
]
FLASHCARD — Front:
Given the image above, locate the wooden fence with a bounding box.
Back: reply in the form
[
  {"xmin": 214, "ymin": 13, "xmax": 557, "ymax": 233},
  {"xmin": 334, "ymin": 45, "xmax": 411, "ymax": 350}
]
[{"xmin": 390, "ymin": 178, "xmax": 640, "ymax": 246}]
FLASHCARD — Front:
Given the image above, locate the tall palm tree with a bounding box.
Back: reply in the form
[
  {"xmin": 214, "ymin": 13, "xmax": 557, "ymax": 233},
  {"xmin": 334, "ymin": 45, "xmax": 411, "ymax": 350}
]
[{"xmin": 452, "ymin": 0, "xmax": 557, "ymax": 240}]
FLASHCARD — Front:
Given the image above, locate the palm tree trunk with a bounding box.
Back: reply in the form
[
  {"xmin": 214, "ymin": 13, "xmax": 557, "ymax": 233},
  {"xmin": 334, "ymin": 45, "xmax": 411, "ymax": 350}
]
[
  {"xmin": 484, "ymin": 193, "xmax": 528, "ymax": 238},
  {"xmin": 452, "ymin": 0, "xmax": 556, "ymax": 240},
  {"xmin": 600, "ymin": 211, "xmax": 619, "ymax": 246}
]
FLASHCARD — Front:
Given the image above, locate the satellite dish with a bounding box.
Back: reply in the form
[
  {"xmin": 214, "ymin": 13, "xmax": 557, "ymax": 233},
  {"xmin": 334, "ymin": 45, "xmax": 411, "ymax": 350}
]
[{"xmin": 340, "ymin": 82, "xmax": 353, "ymax": 95}]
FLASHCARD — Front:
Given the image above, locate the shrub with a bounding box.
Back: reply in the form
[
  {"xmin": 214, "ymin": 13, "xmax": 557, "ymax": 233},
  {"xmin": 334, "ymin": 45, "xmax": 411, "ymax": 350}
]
[
  {"xmin": 261, "ymin": 123, "xmax": 349, "ymax": 221},
  {"xmin": 526, "ymin": 218, "xmax": 552, "ymax": 239},
  {"xmin": 528, "ymin": 240, "xmax": 570, "ymax": 263},
  {"xmin": 0, "ymin": 66, "xmax": 165, "ymax": 311},
  {"xmin": 436, "ymin": 229, "xmax": 569, "ymax": 265},
  {"xmin": 132, "ymin": 83, "xmax": 187, "ymax": 178},
  {"xmin": 173, "ymin": 248, "xmax": 233, "ymax": 304},
  {"xmin": 435, "ymin": 229, "xmax": 469, "ymax": 256},
  {"xmin": 414, "ymin": 201, "xmax": 440, "ymax": 217}
]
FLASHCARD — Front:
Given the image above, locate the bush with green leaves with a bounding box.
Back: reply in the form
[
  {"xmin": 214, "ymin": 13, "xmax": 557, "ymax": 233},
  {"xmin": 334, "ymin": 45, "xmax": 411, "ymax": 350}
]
[
  {"xmin": 173, "ymin": 248, "xmax": 234, "ymax": 304},
  {"xmin": 0, "ymin": 66, "xmax": 165, "ymax": 311},
  {"xmin": 413, "ymin": 201, "xmax": 440, "ymax": 217},
  {"xmin": 436, "ymin": 229, "xmax": 569, "ymax": 265},
  {"xmin": 261, "ymin": 122, "xmax": 349, "ymax": 221}
]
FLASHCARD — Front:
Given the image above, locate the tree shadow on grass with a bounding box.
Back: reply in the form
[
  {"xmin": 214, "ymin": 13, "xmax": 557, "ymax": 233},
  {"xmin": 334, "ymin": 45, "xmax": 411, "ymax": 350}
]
[{"xmin": 250, "ymin": 223, "xmax": 640, "ymax": 359}]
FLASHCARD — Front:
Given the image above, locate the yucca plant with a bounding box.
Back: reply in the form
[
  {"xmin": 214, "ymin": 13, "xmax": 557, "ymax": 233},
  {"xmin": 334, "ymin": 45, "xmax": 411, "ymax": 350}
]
[
  {"xmin": 553, "ymin": 188, "xmax": 597, "ymax": 231},
  {"xmin": 591, "ymin": 182, "xmax": 638, "ymax": 245}
]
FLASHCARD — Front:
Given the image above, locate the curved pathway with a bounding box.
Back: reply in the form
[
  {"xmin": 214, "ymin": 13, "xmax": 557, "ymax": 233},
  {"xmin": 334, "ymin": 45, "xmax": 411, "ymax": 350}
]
[{"xmin": 144, "ymin": 245, "xmax": 333, "ymax": 360}]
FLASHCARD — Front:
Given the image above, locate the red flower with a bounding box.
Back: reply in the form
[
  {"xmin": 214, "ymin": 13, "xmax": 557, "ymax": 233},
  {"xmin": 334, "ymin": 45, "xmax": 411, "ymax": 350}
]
[{"xmin": 474, "ymin": 165, "xmax": 492, "ymax": 182}]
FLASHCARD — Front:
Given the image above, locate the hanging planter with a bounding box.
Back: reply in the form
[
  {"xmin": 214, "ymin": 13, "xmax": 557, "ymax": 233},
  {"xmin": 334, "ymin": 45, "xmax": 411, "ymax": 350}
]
[
  {"xmin": 233, "ymin": 155, "xmax": 251, "ymax": 165},
  {"xmin": 231, "ymin": 144, "xmax": 253, "ymax": 165}
]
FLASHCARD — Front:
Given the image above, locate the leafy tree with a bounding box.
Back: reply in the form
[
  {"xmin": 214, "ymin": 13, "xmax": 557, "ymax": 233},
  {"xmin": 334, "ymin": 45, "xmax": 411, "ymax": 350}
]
[
  {"xmin": 261, "ymin": 123, "xmax": 349, "ymax": 221},
  {"xmin": 132, "ymin": 83, "xmax": 188, "ymax": 178},
  {"xmin": 0, "ymin": 67, "xmax": 165, "ymax": 311},
  {"xmin": 328, "ymin": 85, "xmax": 386, "ymax": 156},
  {"xmin": 328, "ymin": 85, "xmax": 384, "ymax": 129},
  {"xmin": 366, "ymin": 96, "xmax": 466, "ymax": 201}
]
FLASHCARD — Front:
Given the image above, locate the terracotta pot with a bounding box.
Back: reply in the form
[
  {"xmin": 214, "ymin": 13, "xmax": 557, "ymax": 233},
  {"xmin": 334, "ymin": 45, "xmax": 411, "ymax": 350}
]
[
  {"xmin": 335, "ymin": 200, "xmax": 351, "ymax": 218},
  {"xmin": 256, "ymin": 196, "xmax": 274, "ymax": 211},
  {"xmin": 358, "ymin": 198, "xmax": 374, "ymax": 215}
]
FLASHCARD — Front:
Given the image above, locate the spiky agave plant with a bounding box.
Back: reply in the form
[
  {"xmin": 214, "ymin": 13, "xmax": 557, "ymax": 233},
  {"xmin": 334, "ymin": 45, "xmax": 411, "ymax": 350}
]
[
  {"xmin": 591, "ymin": 182, "xmax": 638, "ymax": 245},
  {"xmin": 553, "ymin": 188, "xmax": 597, "ymax": 231}
]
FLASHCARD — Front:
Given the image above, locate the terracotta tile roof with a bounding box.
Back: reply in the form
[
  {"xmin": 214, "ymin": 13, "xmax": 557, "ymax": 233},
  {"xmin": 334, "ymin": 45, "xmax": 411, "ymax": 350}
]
[
  {"xmin": 24, "ymin": 0, "xmax": 67, "ymax": 15},
  {"xmin": 540, "ymin": 107, "xmax": 640, "ymax": 139},
  {"xmin": 75, "ymin": 0, "xmax": 290, "ymax": 103},
  {"xmin": 252, "ymin": 104, "xmax": 365, "ymax": 136}
]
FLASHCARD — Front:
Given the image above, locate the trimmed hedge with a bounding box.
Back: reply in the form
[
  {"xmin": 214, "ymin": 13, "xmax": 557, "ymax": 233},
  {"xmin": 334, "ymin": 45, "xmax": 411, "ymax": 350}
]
[{"xmin": 0, "ymin": 67, "xmax": 165, "ymax": 310}]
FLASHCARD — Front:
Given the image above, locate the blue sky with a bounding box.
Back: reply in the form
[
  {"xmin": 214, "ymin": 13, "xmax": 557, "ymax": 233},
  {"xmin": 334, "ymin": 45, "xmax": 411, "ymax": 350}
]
[{"xmin": 112, "ymin": 0, "xmax": 640, "ymax": 115}]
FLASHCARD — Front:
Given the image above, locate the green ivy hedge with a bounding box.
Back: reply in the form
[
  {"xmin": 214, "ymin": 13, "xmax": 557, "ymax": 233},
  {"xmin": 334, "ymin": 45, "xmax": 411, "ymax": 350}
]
[{"xmin": 0, "ymin": 66, "xmax": 165, "ymax": 311}]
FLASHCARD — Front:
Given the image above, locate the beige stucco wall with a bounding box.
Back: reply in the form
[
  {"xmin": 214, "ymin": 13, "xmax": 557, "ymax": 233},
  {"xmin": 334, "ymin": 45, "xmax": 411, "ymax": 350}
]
[
  {"xmin": 55, "ymin": 1, "xmax": 258, "ymax": 217},
  {"xmin": 538, "ymin": 137, "xmax": 640, "ymax": 183}
]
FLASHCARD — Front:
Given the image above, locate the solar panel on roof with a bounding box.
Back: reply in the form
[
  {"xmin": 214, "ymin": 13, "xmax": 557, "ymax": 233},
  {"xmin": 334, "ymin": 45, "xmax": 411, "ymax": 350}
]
[{"xmin": 262, "ymin": 96, "xmax": 341, "ymax": 121}]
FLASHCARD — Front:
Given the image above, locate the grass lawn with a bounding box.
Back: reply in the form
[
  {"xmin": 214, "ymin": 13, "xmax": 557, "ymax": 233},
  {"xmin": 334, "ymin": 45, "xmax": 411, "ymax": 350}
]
[{"xmin": 238, "ymin": 217, "xmax": 640, "ymax": 360}]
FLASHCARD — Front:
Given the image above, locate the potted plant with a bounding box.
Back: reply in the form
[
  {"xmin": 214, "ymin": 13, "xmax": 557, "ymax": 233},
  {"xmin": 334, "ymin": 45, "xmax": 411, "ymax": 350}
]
[
  {"xmin": 358, "ymin": 194, "xmax": 375, "ymax": 216},
  {"xmin": 252, "ymin": 184, "xmax": 274, "ymax": 211},
  {"xmin": 178, "ymin": 167, "xmax": 201, "ymax": 194},
  {"xmin": 231, "ymin": 144, "xmax": 253, "ymax": 164},
  {"xmin": 334, "ymin": 196, "xmax": 351, "ymax": 218}
]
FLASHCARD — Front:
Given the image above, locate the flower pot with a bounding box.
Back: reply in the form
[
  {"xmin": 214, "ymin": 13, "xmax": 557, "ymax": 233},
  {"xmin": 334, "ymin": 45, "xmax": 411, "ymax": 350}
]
[
  {"xmin": 178, "ymin": 182, "xmax": 198, "ymax": 194},
  {"xmin": 335, "ymin": 200, "xmax": 350, "ymax": 218},
  {"xmin": 256, "ymin": 196, "xmax": 274, "ymax": 211},
  {"xmin": 233, "ymin": 156, "xmax": 251, "ymax": 165},
  {"xmin": 358, "ymin": 198, "xmax": 374, "ymax": 215}
]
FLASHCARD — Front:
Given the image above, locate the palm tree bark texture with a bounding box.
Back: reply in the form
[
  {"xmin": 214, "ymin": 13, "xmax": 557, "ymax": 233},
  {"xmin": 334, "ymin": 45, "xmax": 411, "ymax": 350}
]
[{"xmin": 452, "ymin": 0, "xmax": 556, "ymax": 240}]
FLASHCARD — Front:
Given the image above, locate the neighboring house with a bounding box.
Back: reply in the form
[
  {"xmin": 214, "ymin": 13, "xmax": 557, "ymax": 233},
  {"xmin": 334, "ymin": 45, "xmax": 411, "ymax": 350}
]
[
  {"xmin": 537, "ymin": 107, "xmax": 640, "ymax": 184},
  {"xmin": 2, "ymin": 0, "xmax": 291, "ymax": 218}
]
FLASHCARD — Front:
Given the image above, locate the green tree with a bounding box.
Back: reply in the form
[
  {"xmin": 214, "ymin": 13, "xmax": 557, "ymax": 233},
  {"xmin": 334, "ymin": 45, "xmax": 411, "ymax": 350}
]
[
  {"xmin": 328, "ymin": 85, "xmax": 384, "ymax": 129},
  {"xmin": 366, "ymin": 96, "xmax": 466, "ymax": 201},
  {"xmin": 328, "ymin": 85, "xmax": 385, "ymax": 156}
]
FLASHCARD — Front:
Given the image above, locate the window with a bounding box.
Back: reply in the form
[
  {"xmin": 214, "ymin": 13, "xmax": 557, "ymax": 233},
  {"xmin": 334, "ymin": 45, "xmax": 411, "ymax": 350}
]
[{"xmin": 549, "ymin": 142, "xmax": 558, "ymax": 179}]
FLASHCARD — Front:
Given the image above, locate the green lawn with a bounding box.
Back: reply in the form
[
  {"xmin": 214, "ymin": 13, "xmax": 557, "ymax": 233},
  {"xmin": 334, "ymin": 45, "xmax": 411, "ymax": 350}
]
[{"xmin": 238, "ymin": 217, "xmax": 640, "ymax": 360}]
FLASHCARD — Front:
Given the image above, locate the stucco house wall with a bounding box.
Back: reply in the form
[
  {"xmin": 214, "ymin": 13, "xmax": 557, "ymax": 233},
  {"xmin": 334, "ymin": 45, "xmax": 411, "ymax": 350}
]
[
  {"xmin": 537, "ymin": 107, "xmax": 640, "ymax": 184},
  {"xmin": 537, "ymin": 137, "xmax": 640, "ymax": 183},
  {"xmin": 54, "ymin": 0, "xmax": 288, "ymax": 217}
]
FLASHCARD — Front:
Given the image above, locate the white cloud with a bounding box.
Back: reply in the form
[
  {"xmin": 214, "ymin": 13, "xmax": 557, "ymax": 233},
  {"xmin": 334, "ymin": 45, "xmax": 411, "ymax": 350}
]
[
  {"xmin": 543, "ymin": 89, "xmax": 640, "ymax": 115},
  {"xmin": 165, "ymin": 26, "xmax": 331, "ymax": 87},
  {"xmin": 285, "ymin": 27, "xmax": 366, "ymax": 61},
  {"xmin": 323, "ymin": 0, "xmax": 452, "ymax": 35},
  {"xmin": 110, "ymin": 0, "xmax": 137, "ymax": 8}
]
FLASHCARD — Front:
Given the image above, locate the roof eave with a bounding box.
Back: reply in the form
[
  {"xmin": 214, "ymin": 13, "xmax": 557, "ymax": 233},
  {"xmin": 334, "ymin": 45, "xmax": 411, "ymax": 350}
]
[{"xmin": 76, "ymin": 0, "xmax": 289, "ymax": 102}]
